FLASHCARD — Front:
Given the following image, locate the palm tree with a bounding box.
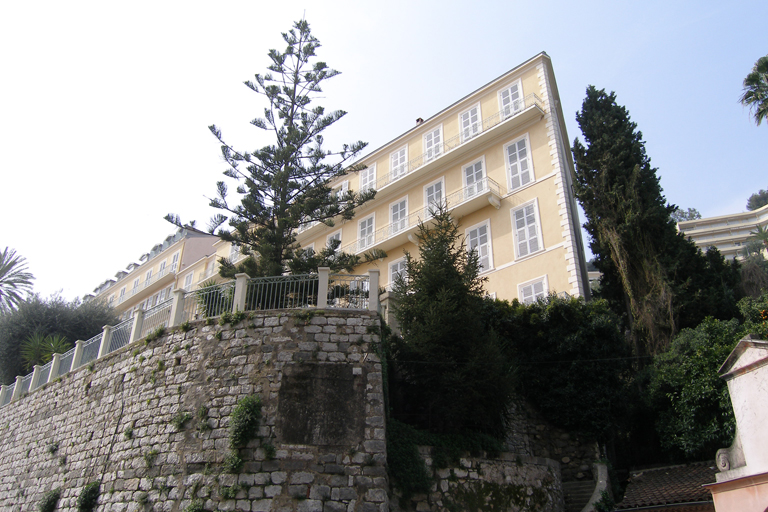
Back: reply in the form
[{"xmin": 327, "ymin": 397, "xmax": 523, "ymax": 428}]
[
  {"xmin": 750, "ymin": 225, "xmax": 768, "ymax": 252},
  {"xmin": 740, "ymin": 55, "xmax": 768, "ymax": 126},
  {"xmin": 0, "ymin": 247, "xmax": 35, "ymax": 311}
]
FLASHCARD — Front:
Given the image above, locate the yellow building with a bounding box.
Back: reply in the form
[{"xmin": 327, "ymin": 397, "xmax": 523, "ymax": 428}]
[
  {"xmin": 678, "ymin": 204, "xmax": 768, "ymax": 260},
  {"xmin": 89, "ymin": 227, "xmax": 242, "ymax": 319},
  {"xmin": 296, "ymin": 52, "xmax": 589, "ymax": 304}
]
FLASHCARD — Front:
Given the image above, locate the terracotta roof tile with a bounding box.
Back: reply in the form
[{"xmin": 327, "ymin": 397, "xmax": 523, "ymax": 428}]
[{"xmin": 616, "ymin": 462, "xmax": 717, "ymax": 510}]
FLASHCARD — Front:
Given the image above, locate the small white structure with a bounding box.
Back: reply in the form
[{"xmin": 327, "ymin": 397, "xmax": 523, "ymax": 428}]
[{"xmin": 706, "ymin": 335, "xmax": 768, "ymax": 511}]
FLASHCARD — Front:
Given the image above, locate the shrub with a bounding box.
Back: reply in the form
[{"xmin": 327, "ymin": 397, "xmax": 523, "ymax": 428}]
[
  {"xmin": 229, "ymin": 395, "xmax": 262, "ymax": 449},
  {"xmin": 171, "ymin": 411, "xmax": 193, "ymax": 431},
  {"xmin": 223, "ymin": 451, "xmax": 243, "ymax": 473},
  {"xmin": 38, "ymin": 488, "xmax": 60, "ymax": 512},
  {"xmin": 76, "ymin": 481, "xmax": 100, "ymax": 512}
]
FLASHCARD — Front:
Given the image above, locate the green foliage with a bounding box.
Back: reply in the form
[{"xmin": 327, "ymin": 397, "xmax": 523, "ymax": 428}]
[
  {"xmin": 0, "ymin": 294, "xmax": 118, "ymax": 384},
  {"xmin": 649, "ymin": 317, "xmax": 741, "ymax": 459},
  {"xmin": 171, "ymin": 411, "xmax": 193, "ymax": 431},
  {"xmin": 223, "ymin": 451, "xmax": 244, "ymax": 473},
  {"xmin": 76, "ymin": 481, "xmax": 100, "ymax": 512},
  {"xmin": 739, "ymin": 55, "xmax": 768, "ymax": 126},
  {"xmin": 144, "ymin": 448, "xmax": 159, "ymax": 468},
  {"xmin": 195, "ymin": 280, "xmax": 233, "ymax": 318},
  {"xmin": 263, "ymin": 443, "xmax": 276, "ymax": 460},
  {"xmin": 220, "ymin": 484, "xmax": 242, "ymax": 499},
  {"xmin": 391, "ymin": 206, "xmax": 515, "ymax": 438},
  {"xmin": 593, "ymin": 490, "xmax": 616, "ymax": 512},
  {"xmin": 671, "ymin": 207, "xmax": 701, "ymax": 222},
  {"xmin": 572, "ymin": 86, "xmax": 741, "ymax": 355},
  {"xmin": 20, "ymin": 333, "xmax": 70, "ymax": 372},
  {"xmin": 184, "ymin": 499, "xmax": 206, "ymax": 512},
  {"xmin": 145, "ymin": 326, "xmax": 166, "ymax": 342},
  {"xmin": 747, "ymin": 189, "xmax": 768, "ymax": 211},
  {"xmin": 47, "ymin": 441, "xmax": 59, "ymax": 455},
  {"xmin": 0, "ymin": 247, "xmax": 34, "ymax": 311},
  {"xmin": 487, "ymin": 295, "xmax": 633, "ymax": 441},
  {"xmin": 38, "ymin": 487, "xmax": 60, "ymax": 512},
  {"xmin": 172, "ymin": 19, "xmax": 373, "ymax": 278},
  {"xmin": 180, "ymin": 320, "xmax": 192, "ymax": 332},
  {"xmin": 229, "ymin": 395, "xmax": 262, "ymax": 449}
]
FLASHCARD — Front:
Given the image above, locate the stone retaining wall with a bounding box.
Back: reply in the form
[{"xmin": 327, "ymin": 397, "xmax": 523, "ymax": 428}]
[{"xmin": 0, "ymin": 309, "xmax": 386, "ymax": 512}]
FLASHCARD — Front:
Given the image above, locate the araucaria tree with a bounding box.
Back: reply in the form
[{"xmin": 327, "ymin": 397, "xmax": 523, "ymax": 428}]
[
  {"xmin": 390, "ymin": 207, "xmax": 514, "ymax": 438},
  {"xmin": 171, "ymin": 20, "xmax": 375, "ymax": 277},
  {"xmin": 740, "ymin": 54, "xmax": 768, "ymax": 127},
  {"xmin": 572, "ymin": 86, "xmax": 740, "ymax": 355}
]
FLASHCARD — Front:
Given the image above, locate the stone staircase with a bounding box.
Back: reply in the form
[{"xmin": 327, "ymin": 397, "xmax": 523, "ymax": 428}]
[{"xmin": 562, "ymin": 479, "xmax": 596, "ymax": 512}]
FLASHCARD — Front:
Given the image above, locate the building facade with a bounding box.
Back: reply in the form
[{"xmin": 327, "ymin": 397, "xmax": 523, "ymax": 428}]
[
  {"xmin": 89, "ymin": 227, "xmax": 241, "ymax": 319},
  {"xmin": 678, "ymin": 204, "xmax": 768, "ymax": 260},
  {"xmin": 296, "ymin": 52, "xmax": 589, "ymax": 304}
]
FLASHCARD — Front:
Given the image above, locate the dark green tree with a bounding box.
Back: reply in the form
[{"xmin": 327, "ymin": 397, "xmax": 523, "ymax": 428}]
[
  {"xmin": 746, "ymin": 188, "xmax": 768, "ymax": 211},
  {"xmin": 739, "ymin": 55, "xmax": 768, "ymax": 127},
  {"xmin": 390, "ymin": 207, "xmax": 515, "ymax": 438},
  {"xmin": 572, "ymin": 86, "xmax": 741, "ymax": 355},
  {"xmin": 169, "ymin": 20, "xmax": 376, "ymax": 277},
  {"xmin": 0, "ymin": 295, "xmax": 118, "ymax": 384},
  {"xmin": 671, "ymin": 207, "xmax": 702, "ymax": 222},
  {"xmin": 0, "ymin": 247, "xmax": 34, "ymax": 311}
]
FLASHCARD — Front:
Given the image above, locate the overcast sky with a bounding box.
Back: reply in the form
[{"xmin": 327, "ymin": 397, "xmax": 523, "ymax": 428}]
[{"xmin": 1, "ymin": 0, "xmax": 765, "ymax": 300}]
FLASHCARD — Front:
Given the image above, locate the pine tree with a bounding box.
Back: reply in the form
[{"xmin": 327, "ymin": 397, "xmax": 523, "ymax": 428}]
[
  {"xmin": 169, "ymin": 20, "xmax": 376, "ymax": 277},
  {"xmin": 390, "ymin": 207, "xmax": 514, "ymax": 438},
  {"xmin": 572, "ymin": 86, "xmax": 741, "ymax": 355}
]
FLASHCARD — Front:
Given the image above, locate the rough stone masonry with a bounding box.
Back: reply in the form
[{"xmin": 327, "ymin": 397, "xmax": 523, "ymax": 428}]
[{"xmin": 0, "ymin": 309, "xmax": 387, "ymax": 512}]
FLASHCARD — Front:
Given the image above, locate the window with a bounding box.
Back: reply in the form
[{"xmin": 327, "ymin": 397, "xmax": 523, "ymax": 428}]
[
  {"xmin": 359, "ymin": 215, "xmax": 375, "ymax": 250},
  {"xmin": 327, "ymin": 230, "xmax": 342, "ymax": 252},
  {"xmin": 424, "ymin": 178, "xmax": 444, "ymax": 217},
  {"xmin": 170, "ymin": 252, "xmax": 180, "ymax": 273},
  {"xmin": 519, "ymin": 277, "xmax": 548, "ymax": 304},
  {"xmin": 132, "ymin": 278, "xmax": 140, "ymax": 292},
  {"xmin": 460, "ymin": 103, "xmax": 481, "ymax": 142},
  {"xmin": 229, "ymin": 244, "xmax": 239, "ymax": 263},
  {"xmin": 390, "ymin": 258, "xmax": 407, "ymax": 286},
  {"xmin": 145, "ymin": 269, "xmax": 153, "ymax": 286},
  {"xmin": 119, "ymin": 287, "xmax": 126, "ymax": 300},
  {"xmin": 390, "ymin": 146, "xmax": 408, "ymax": 180},
  {"xmin": 512, "ymin": 201, "xmax": 543, "ymax": 258},
  {"xmin": 334, "ymin": 180, "xmax": 349, "ymax": 199},
  {"xmin": 390, "ymin": 197, "xmax": 408, "ymax": 234},
  {"xmin": 424, "ymin": 126, "xmax": 442, "ymax": 162},
  {"xmin": 159, "ymin": 260, "xmax": 167, "ymax": 276},
  {"xmin": 108, "ymin": 295, "xmax": 115, "ymax": 305},
  {"xmin": 360, "ymin": 164, "xmax": 376, "ymax": 192},
  {"xmin": 466, "ymin": 221, "xmax": 493, "ymax": 272},
  {"xmin": 463, "ymin": 158, "xmax": 486, "ymax": 197},
  {"xmin": 184, "ymin": 273, "xmax": 194, "ymax": 289},
  {"xmin": 499, "ymin": 80, "xmax": 523, "ymax": 118},
  {"xmin": 205, "ymin": 260, "xmax": 215, "ymax": 279},
  {"xmin": 505, "ymin": 135, "xmax": 533, "ymax": 191}
]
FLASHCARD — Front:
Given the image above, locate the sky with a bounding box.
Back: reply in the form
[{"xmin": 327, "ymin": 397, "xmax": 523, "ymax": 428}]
[{"xmin": 1, "ymin": 0, "xmax": 765, "ymax": 301}]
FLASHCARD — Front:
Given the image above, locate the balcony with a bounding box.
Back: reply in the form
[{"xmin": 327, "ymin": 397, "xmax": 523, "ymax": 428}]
[
  {"xmin": 372, "ymin": 93, "xmax": 544, "ymax": 193},
  {"xmin": 341, "ymin": 177, "xmax": 503, "ymax": 255},
  {"xmin": 117, "ymin": 267, "xmax": 175, "ymax": 305}
]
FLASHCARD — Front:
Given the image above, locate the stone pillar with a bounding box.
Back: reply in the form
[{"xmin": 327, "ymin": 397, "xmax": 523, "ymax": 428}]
[
  {"xmin": 98, "ymin": 325, "xmax": 113, "ymax": 358},
  {"xmin": 30, "ymin": 365, "xmax": 42, "ymax": 390},
  {"xmin": 129, "ymin": 309, "xmax": 146, "ymax": 343},
  {"xmin": 368, "ymin": 269, "xmax": 380, "ymax": 312},
  {"xmin": 317, "ymin": 267, "xmax": 330, "ymax": 308},
  {"xmin": 169, "ymin": 289, "xmax": 186, "ymax": 328},
  {"xmin": 72, "ymin": 340, "xmax": 85, "ymax": 369},
  {"xmin": 232, "ymin": 273, "xmax": 251, "ymax": 313},
  {"xmin": 49, "ymin": 353, "xmax": 62, "ymax": 384},
  {"xmin": 11, "ymin": 376, "xmax": 23, "ymax": 401}
]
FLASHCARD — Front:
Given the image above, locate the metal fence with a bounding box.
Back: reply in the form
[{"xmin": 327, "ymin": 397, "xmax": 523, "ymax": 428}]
[
  {"xmin": 56, "ymin": 347, "xmax": 76, "ymax": 378},
  {"xmin": 80, "ymin": 333, "xmax": 103, "ymax": 367},
  {"xmin": 181, "ymin": 281, "xmax": 235, "ymax": 322},
  {"xmin": 246, "ymin": 274, "xmax": 319, "ymax": 310},
  {"xmin": 19, "ymin": 374, "xmax": 33, "ymax": 396},
  {"xmin": 327, "ymin": 274, "xmax": 370, "ymax": 310},
  {"xmin": 140, "ymin": 299, "xmax": 173, "ymax": 338},
  {"xmin": 32, "ymin": 361, "xmax": 52, "ymax": 391},
  {"xmin": 0, "ymin": 383, "xmax": 13, "ymax": 406},
  {"xmin": 108, "ymin": 318, "xmax": 133, "ymax": 353}
]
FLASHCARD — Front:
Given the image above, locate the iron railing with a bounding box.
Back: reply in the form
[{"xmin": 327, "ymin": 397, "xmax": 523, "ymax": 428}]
[
  {"xmin": 342, "ymin": 177, "xmax": 502, "ymax": 254},
  {"xmin": 246, "ymin": 274, "xmax": 319, "ymax": 310},
  {"xmin": 19, "ymin": 373, "xmax": 33, "ymax": 396},
  {"xmin": 80, "ymin": 333, "xmax": 103, "ymax": 367},
  {"xmin": 0, "ymin": 383, "xmax": 14, "ymax": 406},
  {"xmin": 182, "ymin": 281, "xmax": 235, "ymax": 322},
  {"xmin": 327, "ymin": 274, "xmax": 370, "ymax": 310},
  {"xmin": 108, "ymin": 318, "xmax": 133, "ymax": 353},
  {"xmin": 372, "ymin": 93, "xmax": 543, "ymax": 191},
  {"xmin": 56, "ymin": 347, "xmax": 76, "ymax": 378},
  {"xmin": 32, "ymin": 361, "xmax": 53, "ymax": 391},
  {"xmin": 140, "ymin": 299, "xmax": 173, "ymax": 338}
]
